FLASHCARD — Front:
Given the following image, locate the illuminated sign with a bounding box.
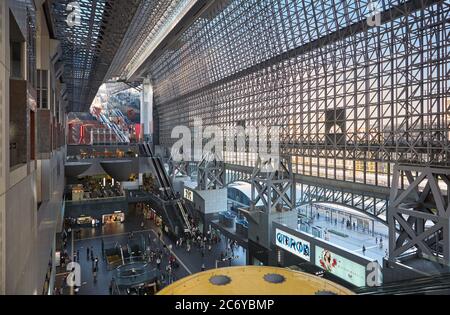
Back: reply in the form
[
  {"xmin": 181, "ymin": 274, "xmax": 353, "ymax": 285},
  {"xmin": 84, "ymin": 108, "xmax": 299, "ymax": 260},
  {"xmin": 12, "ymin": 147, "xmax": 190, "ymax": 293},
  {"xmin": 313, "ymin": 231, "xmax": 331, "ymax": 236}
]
[
  {"xmin": 275, "ymin": 228, "xmax": 311, "ymax": 261},
  {"xmin": 315, "ymin": 246, "xmax": 366, "ymax": 287},
  {"xmin": 184, "ymin": 188, "xmax": 194, "ymax": 202}
]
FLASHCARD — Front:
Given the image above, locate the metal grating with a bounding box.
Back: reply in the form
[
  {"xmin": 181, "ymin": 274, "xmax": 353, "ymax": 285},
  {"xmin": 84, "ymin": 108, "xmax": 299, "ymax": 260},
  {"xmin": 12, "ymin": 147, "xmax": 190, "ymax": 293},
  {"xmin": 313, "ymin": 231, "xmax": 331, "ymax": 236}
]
[
  {"xmin": 149, "ymin": 0, "xmax": 450, "ymax": 191},
  {"xmin": 50, "ymin": 0, "xmax": 142, "ymax": 112}
]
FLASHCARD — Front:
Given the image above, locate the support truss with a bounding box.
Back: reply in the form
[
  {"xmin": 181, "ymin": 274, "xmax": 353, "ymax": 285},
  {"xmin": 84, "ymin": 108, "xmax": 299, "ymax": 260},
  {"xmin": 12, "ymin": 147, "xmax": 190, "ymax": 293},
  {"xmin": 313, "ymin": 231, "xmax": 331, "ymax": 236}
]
[
  {"xmin": 296, "ymin": 183, "xmax": 389, "ymax": 223},
  {"xmin": 168, "ymin": 157, "xmax": 189, "ymax": 180},
  {"xmin": 388, "ymin": 164, "xmax": 450, "ymax": 264},
  {"xmin": 197, "ymin": 152, "xmax": 225, "ymax": 190},
  {"xmin": 251, "ymin": 156, "xmax": 295, "ymax": 213}
]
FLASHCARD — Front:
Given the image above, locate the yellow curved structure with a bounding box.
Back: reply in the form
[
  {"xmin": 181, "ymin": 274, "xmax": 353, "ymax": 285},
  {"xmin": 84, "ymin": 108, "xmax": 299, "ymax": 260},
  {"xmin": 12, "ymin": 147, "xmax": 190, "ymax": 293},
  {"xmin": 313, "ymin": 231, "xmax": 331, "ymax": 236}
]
[{"xmin": 158, "ymin": 266, "xmax": 354, "ymax": 295}]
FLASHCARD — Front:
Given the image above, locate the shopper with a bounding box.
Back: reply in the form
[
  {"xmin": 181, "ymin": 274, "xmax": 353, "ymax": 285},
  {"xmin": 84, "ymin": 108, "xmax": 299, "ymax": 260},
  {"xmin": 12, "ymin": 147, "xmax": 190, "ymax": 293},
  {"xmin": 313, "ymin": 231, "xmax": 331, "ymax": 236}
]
[{"xmin": 156, "ymin": 257, "xmax": 161, "ymax": 270}]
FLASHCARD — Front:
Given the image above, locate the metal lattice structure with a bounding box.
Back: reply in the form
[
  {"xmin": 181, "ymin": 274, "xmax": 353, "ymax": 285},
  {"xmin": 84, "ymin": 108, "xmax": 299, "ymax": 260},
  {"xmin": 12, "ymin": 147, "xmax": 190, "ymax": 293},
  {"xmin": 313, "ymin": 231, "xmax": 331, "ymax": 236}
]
[
  {"xmin": 296, "ymin": 183, "xmax": 389, "ymax": 222},
  {"xmin": 388, "ymin": 164, "xmax": 450, "ymax": 264},
  {"xmin": 50, "ymin": 0, "xmax": 142, "ymax": 112},
  {"xmin": 251, "ymin": 156, "xmax": 295, "ymax": 213},
  {"xmin": 197, "ymin": 152, "xmax": 226, "ymax": 190},
  {"xmin": 105, "ymin": 0, "xmax": 194, "ymax": 82},
  {"xmin": 150, "ymin": 0, "xmax": 450, "ymax": 194},
  {"xmin": 223, "ymin": 162, "xmax": 389, "ymax": 221}
]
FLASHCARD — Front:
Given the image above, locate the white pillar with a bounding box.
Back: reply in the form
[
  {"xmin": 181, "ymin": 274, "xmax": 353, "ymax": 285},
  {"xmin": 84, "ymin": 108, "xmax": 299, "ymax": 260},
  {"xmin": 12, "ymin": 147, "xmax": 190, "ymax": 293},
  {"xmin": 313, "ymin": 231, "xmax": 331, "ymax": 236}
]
[{"xmin": 141, "ymin": 78, "xmax": 153, "ymax": 142}]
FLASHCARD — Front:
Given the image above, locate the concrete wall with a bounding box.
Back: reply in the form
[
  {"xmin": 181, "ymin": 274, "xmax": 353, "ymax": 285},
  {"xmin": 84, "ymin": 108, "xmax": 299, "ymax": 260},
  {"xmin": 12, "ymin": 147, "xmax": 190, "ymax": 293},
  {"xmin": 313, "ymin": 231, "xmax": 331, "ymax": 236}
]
[
  {"xmin": 0, "ymin": 0, "xmax": 10, "ymax": 294},
  {"xmin": 193, "ymin": 188, "xmax": 227, "ymax": 214},
  {"xmin": 0, "ymin": 1, "xmax": 66, "ymax": 294}
]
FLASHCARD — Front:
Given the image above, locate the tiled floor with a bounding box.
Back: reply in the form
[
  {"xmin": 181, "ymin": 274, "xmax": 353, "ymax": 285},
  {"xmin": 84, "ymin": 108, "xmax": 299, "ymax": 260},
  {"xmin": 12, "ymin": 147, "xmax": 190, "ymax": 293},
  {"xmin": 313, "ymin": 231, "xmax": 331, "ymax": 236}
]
[{"xmin": 301, "ymin": 216, "xmax": 389, "ymax": 264}]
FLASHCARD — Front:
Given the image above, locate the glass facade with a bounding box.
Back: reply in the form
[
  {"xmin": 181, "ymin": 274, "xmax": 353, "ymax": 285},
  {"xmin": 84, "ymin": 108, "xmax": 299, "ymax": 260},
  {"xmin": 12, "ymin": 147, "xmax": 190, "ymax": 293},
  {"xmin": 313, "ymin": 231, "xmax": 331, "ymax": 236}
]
[{"xmin": 150, "ymin": 0, "xmax": 450, "ymax": 189}]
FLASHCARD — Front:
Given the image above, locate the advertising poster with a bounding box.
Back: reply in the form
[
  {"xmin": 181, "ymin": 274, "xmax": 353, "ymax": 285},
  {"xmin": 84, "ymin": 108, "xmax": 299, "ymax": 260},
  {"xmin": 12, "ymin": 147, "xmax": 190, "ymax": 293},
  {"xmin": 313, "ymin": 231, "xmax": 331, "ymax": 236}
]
[
  {"xmin": 184, "ymin": 188, "xmax": 194, "ymax": 202},
  {"xmin": 275, "ymin": 228, "xmax": 311, "ymax": 261},
  {"xmin": 315, "ymin": 246, "xmax": 366, "ymax": 287}
]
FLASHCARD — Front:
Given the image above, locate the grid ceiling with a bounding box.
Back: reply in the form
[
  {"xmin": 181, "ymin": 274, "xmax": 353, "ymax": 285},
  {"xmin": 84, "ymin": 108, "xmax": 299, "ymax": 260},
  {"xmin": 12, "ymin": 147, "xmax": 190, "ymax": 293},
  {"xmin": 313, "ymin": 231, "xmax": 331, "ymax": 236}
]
[{"xmin": 50, "ymin": 0, "xmax": 141, "ymax": 112}]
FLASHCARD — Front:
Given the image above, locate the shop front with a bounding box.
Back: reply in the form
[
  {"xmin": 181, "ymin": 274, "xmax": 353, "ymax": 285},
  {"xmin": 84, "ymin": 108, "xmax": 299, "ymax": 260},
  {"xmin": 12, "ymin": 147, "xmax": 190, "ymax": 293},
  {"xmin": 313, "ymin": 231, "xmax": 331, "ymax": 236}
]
[
  {"xmin": 65, "ymin": 199, "xmax": 129, "ymax": 228},
  {"xmin": 102, "ymin": 211, "xmax": 125, "ymax": 224},
  {"xmin": 139, "ymin": 203, "xmax": 163, "ymax": 227}
]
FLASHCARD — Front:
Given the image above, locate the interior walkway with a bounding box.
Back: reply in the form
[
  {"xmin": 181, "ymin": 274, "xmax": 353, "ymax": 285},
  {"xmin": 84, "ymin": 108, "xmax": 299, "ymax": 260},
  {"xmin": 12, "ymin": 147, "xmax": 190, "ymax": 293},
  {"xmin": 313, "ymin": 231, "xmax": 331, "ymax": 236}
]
[{"xmin": 58, "ymin": 214, "xmax": 246, "ymax": 295}]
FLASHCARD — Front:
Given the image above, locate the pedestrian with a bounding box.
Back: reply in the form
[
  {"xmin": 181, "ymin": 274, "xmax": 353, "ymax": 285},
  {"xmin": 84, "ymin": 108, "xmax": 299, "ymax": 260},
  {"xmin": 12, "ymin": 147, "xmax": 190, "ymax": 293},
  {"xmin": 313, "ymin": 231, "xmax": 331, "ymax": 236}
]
[
  {"xmin": 76, "ymin": 250, "xmax": 80, "ymax": 262},
  {"xmin": 208, "ymin": 244, "xmax": 212, "ymax": 251},
  {"xmin": 87, "ymin": 246, "xmax": 90, "ymax": 259},
  {"xmin": 362, "ymin": 245, "xmax": 366, "ymax": 255},
  {"xmin": 375, "ymin": 237, "xmax": 378, "ymax": 244},
  {"xmin": 95, "ymin": 257, "xmax": 99, "ymax": 269},
  {"xmin": 156, "ymin": 257, "xmax": 161, "ymax": 270},
  {"xmin": 109, "ymin": 278, "xmax": 115, "ymax": 295}
]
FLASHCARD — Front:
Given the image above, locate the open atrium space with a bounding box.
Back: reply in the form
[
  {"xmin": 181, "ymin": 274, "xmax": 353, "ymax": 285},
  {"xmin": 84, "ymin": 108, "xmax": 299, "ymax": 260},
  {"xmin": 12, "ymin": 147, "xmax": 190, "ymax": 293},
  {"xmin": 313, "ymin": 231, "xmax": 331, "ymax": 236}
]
[{"xmin": 0, "ymin": 0, "xmax": 450, "ymax": 306}]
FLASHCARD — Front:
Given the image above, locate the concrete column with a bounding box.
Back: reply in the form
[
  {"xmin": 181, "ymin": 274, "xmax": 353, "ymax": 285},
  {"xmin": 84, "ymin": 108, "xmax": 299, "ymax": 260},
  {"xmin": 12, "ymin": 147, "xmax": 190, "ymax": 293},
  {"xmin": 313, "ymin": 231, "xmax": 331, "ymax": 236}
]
[
  {"xmin": 0, "ymin": 0, "xmax": 10, "ymax": 295},
  {"xmin": 141, "ymin": 78, "xmax": 153, "ymax": 142}
]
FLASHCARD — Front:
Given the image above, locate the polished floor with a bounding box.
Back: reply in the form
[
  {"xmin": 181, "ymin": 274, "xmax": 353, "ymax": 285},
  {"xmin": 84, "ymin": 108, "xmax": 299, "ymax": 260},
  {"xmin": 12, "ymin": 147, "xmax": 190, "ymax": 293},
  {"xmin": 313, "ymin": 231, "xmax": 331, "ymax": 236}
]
[{"xmin": 57, "ymin": 213, "xmax": 246, "ymax": 295}]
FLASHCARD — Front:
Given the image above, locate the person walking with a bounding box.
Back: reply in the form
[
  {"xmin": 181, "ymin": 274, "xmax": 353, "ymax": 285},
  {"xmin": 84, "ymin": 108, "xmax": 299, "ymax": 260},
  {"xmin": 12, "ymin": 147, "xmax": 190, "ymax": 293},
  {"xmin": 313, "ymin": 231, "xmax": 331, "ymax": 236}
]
[
  {"xmin": 76, "ymin": 250, "xmax": 80, "ymax": 262},
  {"xmin": 362, "ymin": 245, "xmax": 366, "ymax": 256},
  {"xmin": 93, "ymin": 266, "xmax": 97, "ymax": 283},
  {"xmin": 109, "ymin": 278, "xmax": 115, "ymax": 295},
  {"xmin": 156, "ymin": 257, "xmax": 161, "ymax": 270},
  {"xmin": 86, "ymin": 246, "xmax": 90, "ymax": 260}
]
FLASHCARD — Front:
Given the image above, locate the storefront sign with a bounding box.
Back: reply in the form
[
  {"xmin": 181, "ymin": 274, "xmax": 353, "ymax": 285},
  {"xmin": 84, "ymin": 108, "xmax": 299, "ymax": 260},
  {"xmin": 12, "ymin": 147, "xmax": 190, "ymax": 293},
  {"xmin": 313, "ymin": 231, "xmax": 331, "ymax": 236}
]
[
  {"xmin": 315, "ymin": 246, "xmax": 366, "ymax": 287},
  {"xmin": 184, "ymin": 188, "xmax": 194, "ymax": 202},
  {"xmin": 275, "ymin": 228, "xmax": 311, "ymax": 261}
]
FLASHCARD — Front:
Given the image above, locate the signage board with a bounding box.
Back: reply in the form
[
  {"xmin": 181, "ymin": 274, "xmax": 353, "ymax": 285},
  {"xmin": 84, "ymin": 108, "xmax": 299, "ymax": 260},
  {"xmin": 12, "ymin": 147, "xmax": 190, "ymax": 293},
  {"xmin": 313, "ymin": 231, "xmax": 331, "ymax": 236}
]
[
  {"xmin": 184, "ymin": 188, "xmax": 194, "ymax": 202},
  {"xmin": 315, "ymin": 246, "xmax": 366, "ymax": 287},
  {"xmin": 275, "ymin": 228, "xmax": 311, "ymax": 261}
]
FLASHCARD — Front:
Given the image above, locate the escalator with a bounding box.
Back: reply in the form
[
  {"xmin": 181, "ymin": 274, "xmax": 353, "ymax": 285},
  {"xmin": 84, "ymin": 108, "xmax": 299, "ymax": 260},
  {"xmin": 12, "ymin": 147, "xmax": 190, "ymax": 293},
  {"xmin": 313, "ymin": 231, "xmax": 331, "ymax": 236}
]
[
  {"xmin": 355, "ymin": 273, "xmax": 450, "ymax": 295},
  {"xmin": 139, "ymin": 143, "xmax": 193, "ymax": 236},
  {"xmin": 95, "ymin": 112, "xmax": 129, "ymax": 143}
]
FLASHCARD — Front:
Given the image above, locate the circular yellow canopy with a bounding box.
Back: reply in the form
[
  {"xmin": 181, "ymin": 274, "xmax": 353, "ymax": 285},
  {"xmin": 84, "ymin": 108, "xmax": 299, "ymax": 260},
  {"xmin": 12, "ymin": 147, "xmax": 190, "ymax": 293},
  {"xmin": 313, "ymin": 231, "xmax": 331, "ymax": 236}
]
[{"xmin": 158, "ymin": 266, "xmax": 354, "ymax": 295}]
